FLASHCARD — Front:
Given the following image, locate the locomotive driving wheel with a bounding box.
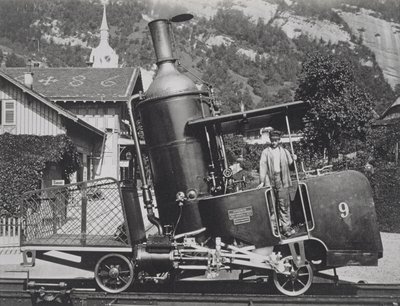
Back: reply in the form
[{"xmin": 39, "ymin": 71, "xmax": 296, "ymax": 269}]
[
  {"xmin": 273, "ymin": 256, "xmax": 313, "ymax": 296},
  {"xmin": 94, "ymin": 253, "xmax": 134, "ymax": 293}
]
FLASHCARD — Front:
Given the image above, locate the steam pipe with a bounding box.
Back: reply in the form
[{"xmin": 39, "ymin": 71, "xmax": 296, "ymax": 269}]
[{"xmin": 127, "ymin": 94, "xmax": 163, "ymax": 235}]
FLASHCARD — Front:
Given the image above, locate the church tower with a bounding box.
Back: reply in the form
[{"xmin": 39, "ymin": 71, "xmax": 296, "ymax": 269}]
[{"xmin": 89, "ymin": 4, "xmax": 119, "ymax": 68}]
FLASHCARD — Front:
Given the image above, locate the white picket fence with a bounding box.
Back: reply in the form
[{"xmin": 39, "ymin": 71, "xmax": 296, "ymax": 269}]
[{"xmin": 0, "ymin": 217, "xmax": 21, "ymax": 247}]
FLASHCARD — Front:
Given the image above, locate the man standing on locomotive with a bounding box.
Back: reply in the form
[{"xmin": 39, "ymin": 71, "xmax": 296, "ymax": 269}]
[{"xmin": 258, "ymin": 130, "xmax": 296, "ymax": 237}]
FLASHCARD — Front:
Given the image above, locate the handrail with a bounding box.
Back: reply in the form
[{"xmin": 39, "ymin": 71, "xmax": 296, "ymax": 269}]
[{"xmin": 264, "ymin": 188, "xmax": 280, "ymax": 239}]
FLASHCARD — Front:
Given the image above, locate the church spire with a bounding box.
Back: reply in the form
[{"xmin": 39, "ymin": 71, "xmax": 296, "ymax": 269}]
[
  {"xmin": 100, "ymin": 4, "xmax": 109, "ymax": 43},
  {"xmin": 100, "ymin": 4, "xmax": 109, "ymax": 32},
  {"xmin": 89, "ymin": 2, "xmax": 119, "ymax": 68}
]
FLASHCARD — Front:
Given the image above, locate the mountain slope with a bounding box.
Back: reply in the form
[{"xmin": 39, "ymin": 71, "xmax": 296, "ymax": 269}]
[{"xmin": 0, "ymin": 0, "xmax": 397, "ymax": 114}]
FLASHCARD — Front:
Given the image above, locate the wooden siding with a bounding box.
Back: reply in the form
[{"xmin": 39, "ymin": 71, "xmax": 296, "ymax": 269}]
[
  {"xmin": 61, "ymin": 102, "xmax": 121, "ymax": 179},
  {"xmin": 63, "ymin": 102, "xmax": 121, "ymax": 132},
  {"xmin": 0, "ymin": 82, "xmax": 65, "ymax": 136},
  {"xmin": 79, "ymin": 115, "xmax": 120, "ymax": 132}
]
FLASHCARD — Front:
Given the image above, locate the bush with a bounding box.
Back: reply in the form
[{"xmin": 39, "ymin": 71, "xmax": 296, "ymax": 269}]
[
  {"xmin": 0, "ymin": 133, "xmax": 80, "ymax": 217},
  {"xmin": 368, "ymin": 165, "xmax": 400, "ymax": 232}
]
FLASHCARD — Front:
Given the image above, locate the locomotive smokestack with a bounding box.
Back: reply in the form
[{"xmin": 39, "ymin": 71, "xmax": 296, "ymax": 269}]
[
  {"xmin": 148, "ymin": 19, "xmax": 175, "ymax": 65},
  {"xmin": 136, "ymin": 16, "xmax": 210, "ymax": 233}
]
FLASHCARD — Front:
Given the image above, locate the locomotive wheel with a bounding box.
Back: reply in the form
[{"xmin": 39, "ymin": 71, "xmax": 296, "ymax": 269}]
[
  {"xmin": 94, "ymin": 253, "xmax": 134, "ymax": 293},
  {"xmin": 273, "ymin": 256, "xmax": 313, "ymax": 296}
]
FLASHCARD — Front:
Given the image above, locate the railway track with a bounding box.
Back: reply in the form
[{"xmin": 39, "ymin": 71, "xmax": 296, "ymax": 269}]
[{"xmin": 1, "ymin": 278, "xmax": 399, "ymax": 305}]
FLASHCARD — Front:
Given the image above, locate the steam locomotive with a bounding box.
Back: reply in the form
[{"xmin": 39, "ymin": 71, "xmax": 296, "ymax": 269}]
[{"xmin": 20, "ymin": 15, "xmax": 382, "ymax": 297}]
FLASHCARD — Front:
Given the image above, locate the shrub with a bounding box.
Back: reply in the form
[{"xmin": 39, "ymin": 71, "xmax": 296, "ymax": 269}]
[
  {"xmin": 368, "ymin": 165, "xmax": 400, "ymax": 232},
  {"xmin": 0, "ymin": 133, "xmax": 80, "ymax": 217}
]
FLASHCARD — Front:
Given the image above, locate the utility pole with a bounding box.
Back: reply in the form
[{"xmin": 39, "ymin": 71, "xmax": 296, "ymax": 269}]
[{"xmin": 32, "ymin": 38, "xmax": 39, "ymax": 53}]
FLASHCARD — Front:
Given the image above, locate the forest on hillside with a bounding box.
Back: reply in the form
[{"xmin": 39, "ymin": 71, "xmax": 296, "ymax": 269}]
[{"xmin": 0, "ymin": 0, "xmax": 396, "ymax": 114}]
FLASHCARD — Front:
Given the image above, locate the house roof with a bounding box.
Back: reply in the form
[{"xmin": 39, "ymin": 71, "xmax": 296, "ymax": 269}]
[
  {"xmin": 0, "ymin": 69, "xmax": 104, "ymax": 137},
  {"xmin": 2, "ymin": 67, "xmax": 142, "ymax": 102},
  {"xmin": 381, "ymin": 96, "xmax": 400, "ymax": 119}
]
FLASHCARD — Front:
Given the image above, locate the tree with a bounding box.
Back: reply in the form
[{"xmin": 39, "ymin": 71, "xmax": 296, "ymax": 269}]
[
  {"xmin": 5, "ymin": 52, "xmax": 25, "ymax": 67},
  {"xmin": 394, "ymin": 84, "xmax": 400, "ymax": 97},
  {"xmin": 224, "ymin": 134, "xmax": 246, "ymax": 164},
  {"xmin": 295, "ymin": 51, "xmax": 374, "ymax": 162},
  {"xmin": 274, "ymin": 87, "xmax": 293, "ymax": 103}
]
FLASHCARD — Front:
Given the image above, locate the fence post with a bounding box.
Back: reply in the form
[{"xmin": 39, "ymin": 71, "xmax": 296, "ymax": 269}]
[
  {"xmin": 0, "ymin": 217, "xmax": 21, "ymax": 247},
  {"xmin": 81, "ymin": 182, "xmax": 87, "ymax": 246}
]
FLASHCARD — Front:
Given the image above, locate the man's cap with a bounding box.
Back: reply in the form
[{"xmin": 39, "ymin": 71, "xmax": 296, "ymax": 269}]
[{"xmin": 270, "ymin": 130, "xmax": 281, "ymax": 139}]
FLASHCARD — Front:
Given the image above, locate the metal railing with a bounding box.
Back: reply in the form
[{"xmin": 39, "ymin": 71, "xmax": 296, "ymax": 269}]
[{"xmin": 20, "ymin": 178, "xmax": 130, "ymax": 248}]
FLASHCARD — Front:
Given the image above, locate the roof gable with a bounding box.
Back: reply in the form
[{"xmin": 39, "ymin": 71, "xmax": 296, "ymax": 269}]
[
  {"xmin": 0, "ymin": 69, "xmax": 104, "ymax": 137},
  {"xmin": 2, "ymin": 67, "xmax": 142, "ymax": 102}
]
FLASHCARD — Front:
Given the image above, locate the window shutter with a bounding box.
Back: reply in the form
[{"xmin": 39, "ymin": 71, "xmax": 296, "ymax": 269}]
[{"xmin": 3, "ymin": 100, "xmax": 16, "ymax": 125}]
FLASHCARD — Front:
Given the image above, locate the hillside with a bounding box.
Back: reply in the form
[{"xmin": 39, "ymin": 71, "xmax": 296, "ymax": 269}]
[{"xmin": 0, "ymin": 0, "xmax": 398, "ymax": 114}]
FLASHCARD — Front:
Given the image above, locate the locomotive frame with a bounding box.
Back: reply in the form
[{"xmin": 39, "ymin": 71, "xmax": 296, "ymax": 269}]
[{"xmin": 19, "ymin": 14, "xmax": 383, "ymax": 297}]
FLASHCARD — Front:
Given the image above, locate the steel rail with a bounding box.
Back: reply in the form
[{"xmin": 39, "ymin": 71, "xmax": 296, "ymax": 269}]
[
  {"xmin": 1, "ymin": 279, "xmax": 400, "ymax": 305},
  {"xmin": 1, "ymin": 289, "xmax": 400, "ymax": 306},
  {"xmin": 0, "ymin": 279, "xmax": 400, "ymax": 306}
]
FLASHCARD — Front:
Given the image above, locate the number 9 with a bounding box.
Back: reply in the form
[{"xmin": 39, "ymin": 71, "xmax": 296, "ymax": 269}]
[{"xmin": 338, "ymin": 202, "xmax": 349, "ymax": 218}]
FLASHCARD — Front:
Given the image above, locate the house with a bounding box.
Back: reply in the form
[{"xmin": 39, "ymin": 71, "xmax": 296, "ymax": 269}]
[
  {"xmin": 373, "ymin": 96, "xmax": 400, "ymax": 164},
  {"xmin": 379, "ymin": 96, "xmax": 400, "ymax": 121},
  {"xmin": 244, "ymin": 127, "xmax": 302, "ymax": 145},
  {"xmin": 2, "ymin": 67, "xmax": 143, "ymax": 181},
  {"xmin": 0, "ymin": 69, "xmax": 104, "ymax": 187},
  {"xmin": 1, "ymin": 3, "xmax": 145, "ymax": 182}
]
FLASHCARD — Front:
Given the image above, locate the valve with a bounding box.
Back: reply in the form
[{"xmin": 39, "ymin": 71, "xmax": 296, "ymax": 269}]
[
  {"xmin": 222, "ymin": 168, "xmax": 233, "ymax": 178},
  {"xmin": 175, "ymin": 191, "xmax": 186, "ymax": 207}
]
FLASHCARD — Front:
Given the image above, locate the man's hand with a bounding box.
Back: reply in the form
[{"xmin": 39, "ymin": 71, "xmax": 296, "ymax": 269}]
[{"xmin": 292, "ymin": 153, "xmax": 297, "ymax": 161}]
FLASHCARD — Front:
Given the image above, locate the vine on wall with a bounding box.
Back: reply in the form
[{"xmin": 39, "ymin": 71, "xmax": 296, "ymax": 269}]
[{"xmin": 0, "ymin": 133, "xmax": 81, "ymax": 216}]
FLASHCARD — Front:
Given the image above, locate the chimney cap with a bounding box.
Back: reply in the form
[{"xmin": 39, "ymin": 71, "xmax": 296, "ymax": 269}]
[{"xmin": 170, "ymin": 13, "xmax": 193, "ymax": 23}]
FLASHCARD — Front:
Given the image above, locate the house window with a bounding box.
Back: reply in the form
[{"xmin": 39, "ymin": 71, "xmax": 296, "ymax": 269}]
[{"xmin": 1, "ymin": 100, "xmax": 16, "ymax": 125}]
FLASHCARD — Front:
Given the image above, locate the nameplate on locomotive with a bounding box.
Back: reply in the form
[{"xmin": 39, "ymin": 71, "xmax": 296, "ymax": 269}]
[{"xmin": 228, "ymin": 206, "xmax": 253, "ymax": 225}]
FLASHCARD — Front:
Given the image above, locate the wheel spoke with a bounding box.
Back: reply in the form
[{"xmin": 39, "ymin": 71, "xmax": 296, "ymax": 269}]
[
  {"xmin": 291, "ymin": 283, "xmax": 296, "ymax": 293},
  {"xmin": 118, "ymin": 276, "xmax": 128, "ymax": 284},
  {"xmin": 297, "ymin": 279, "xmax": 306, "ymax": 288},
  {"xmin": 98, "ymin": 270, "xmax": 108, "ymax": 277},
  {"xmin": 281, "ymin": 279, "xmax": 290, "ymax": 288},
  {"xmin": 298, "ymin": 272, "xmax": 310, "ymax": 277}
]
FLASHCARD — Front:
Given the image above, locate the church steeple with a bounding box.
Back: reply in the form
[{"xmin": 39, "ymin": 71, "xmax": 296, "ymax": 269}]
[
  {"xmin": 100, "ymin": 4, "xmax": 109, "ymax": 39},
  {"xmin": 89, "ymin": 3, "xmax": 119, "ymax": 68}
]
